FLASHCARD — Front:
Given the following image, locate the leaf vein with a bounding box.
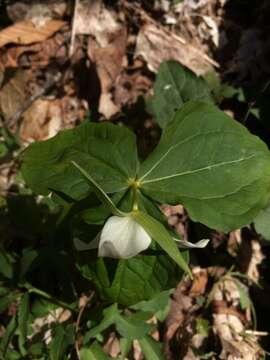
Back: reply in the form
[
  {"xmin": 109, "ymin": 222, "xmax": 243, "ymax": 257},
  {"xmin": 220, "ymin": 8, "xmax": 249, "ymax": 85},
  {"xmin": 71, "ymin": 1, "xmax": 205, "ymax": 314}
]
[
  {"xmin": 141, "ymin": 154, "xmax": 256, "ymax": 184},
  {"xmin": 139, "ymin": 129, "xmax": 240, "ymax": 181}
]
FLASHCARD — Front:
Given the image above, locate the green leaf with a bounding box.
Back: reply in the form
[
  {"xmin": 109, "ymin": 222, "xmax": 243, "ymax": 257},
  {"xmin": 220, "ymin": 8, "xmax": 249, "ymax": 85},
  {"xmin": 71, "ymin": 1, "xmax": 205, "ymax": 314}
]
[
  {"xmin": 115, "ymin": 312, "xmax": 153, "ymax": 339},
  {"xmin": 71, "ymin": 161, "xmax": 127, "ymax": 217},
  {"xmin": 136, "ymin": 192, "xmax": 168, "ymax": 226},
  {"xmin": 235, "ymin": 282, "xmax": 250, "ymax": 310},
  {"xmin": 133, "ymin": 210, "xmax": 191, "ymax": 276},
  {"xmin": 18, "ymin": 293, "xmax": 30, "ymax": 356},
  {"xmin": 27, "ymin": 342, "xmax": 45, "ymax": 357},
  {"xmin": 138, "ymin": 336, "xmax": 165, "ymax": 360},
  {"xmin": 0, "ymin": 250, "xmax": 13, "ymax": 279},
  {"xmin": 0, "ymin": 288, "xmax": 19, "ymax": 314},
  {"xmin": 84, "ymin": 304, "xmax": 152, "ymax": 341},
  {"xmin": 84, "ymin": 304, "xmax": 119, "ymax": 340},
  {"xmin": 77, "ymin": 245, "xmax": 186, "ymax": 306},
  {"xmin": 130, "ymin": 290, "xmax": 171, "ymax": 319},
  {"xmin": 80, "ymin": 342, "xmax": 112, "ymax": 360},
  {"xmin": 139, "ymin": 101, "xmax": 270, "ymax": 231},
  {"xmin": 147, "ymin": 61, "xmax": 213, "ymax": 128},
  {"xmin": 22, "ymin": 122, "xmax": 138, "ymax": 200},
  {"xmin": 254, "ymin": 203, "xmax": 270, "ymax": 240},
  {"xmin": 119, "ymin": 338, "xmax": 132, "ymax": 360},
  {"xmin": 82, "ymin": 192, "xmax": 125, "ymax": 225},
  {"xmin": 196, "ymin": 318, "xmax": 210, "ymax": 336},
  {"xmin": 49, "ymin": 324, "xmax": 75, "ymax": 360},
  {"xmin": 0, "ymin": 316, "xmax": 17, "ymax": 356}
]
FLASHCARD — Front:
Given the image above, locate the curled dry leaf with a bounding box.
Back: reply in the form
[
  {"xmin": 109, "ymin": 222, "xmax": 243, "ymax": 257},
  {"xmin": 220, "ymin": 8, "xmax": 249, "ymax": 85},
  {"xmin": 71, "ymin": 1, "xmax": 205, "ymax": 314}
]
[
  {"xmin": 228, "ymin": 229, "xmax": 264, "ymax": 284},
  {"xmin": 211, "ymin": 275, "xmax": 263, "ymax": 359},
  {"xmin": 164, "ymin": 268, "xmax": 206, "ymax": 359},
  {"xmin": 0, "ymin": 19, "xmax": 66, "ymax": 48},
  {"xmin": 20, "ymin": 96, "xmax": 87, "ymax": 142},
  {"xmin": 0, "ymin": 70, "xmax": 33, "ymax": 120},
  {"xmin": 71, "ymin": 0, "xmax": 127, "ymax": 118},
  {"xmin": 0, "ymin": 29, "xmax": 69, "ymax": 69},
  {"xmin": 246, "ymin": 240, "xmax": 264, "ymax": 284},
  {"xmin": 213, "ymin": 313, "xmax": 262, "ymax": 360},
  {"xmin": 164, "ymin": 267, "xmax": 263, "ymax": 359},
  {"xmin": 135, "ymin": 24, "xmax": 215, "ymax": 76},
  {"xmin": 103, "ymin": 332, "xmax": 120, "ymax": 358}
]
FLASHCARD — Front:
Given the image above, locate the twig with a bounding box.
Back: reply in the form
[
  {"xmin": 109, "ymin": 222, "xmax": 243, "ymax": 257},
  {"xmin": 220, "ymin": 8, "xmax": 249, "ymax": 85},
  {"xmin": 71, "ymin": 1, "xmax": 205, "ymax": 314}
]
[
  {"xmin": 5, "ymin": 72, "xmax": 62, "ymax": 128},
  {"xmin": 69, "ymin": 0, "xmax": 79, "ymax": 57},
  {"xmin": 245, "ymin": 330, "xmax": 268, "ymax": 337},
  {"xmin": 243, "ymin": 79, "xmax": 270, "ymax": 124},
  {"xmin": 75, "ymin": 292, "xmax": 95, "ymax": 360}
]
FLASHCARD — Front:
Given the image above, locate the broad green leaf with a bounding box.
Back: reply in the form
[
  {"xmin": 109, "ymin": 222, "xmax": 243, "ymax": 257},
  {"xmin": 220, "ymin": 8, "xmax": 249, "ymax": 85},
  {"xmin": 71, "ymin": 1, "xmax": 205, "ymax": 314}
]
[
  {"xmin": 133, "ymin": 211, "xmax": 191, "ymax": 276},
  {"xmin": 18, "ymin": 293, "xmax": 30, "ymax": 356},
  {"xmin": 138, "ymin": 336, "xmax": 165, "ymax": 360},
  {"xmin": 22, "ymin": 122, "xmax": 138, "ymax": 200},
  {"xmin": 80, "ymin": 342, "xmax": 112, "ymax": 360},
  {"xmin": 71, "ymin": 161, "xmax": 127, "ymax": 217},
  {"xmin": 136, "ymin": 192, "xmax": 168, "ymax": 226},
  {"xmin": 82, "ymin": 192, "xmax": 125, "ymax": 225},
  {"xmin": 147, "ymin": 61, "xmax": 213, "ymax": 128},
  {"xmin": 254, "ymin": 204, "xmax": 270, "ymax": 240},
  {"xmin": 139, "ymin": 101, "xmax": 270, "ymax": 231},
  {"xmin": 77, "ymin": 245, "xmax": 186, "ymax": 306}
]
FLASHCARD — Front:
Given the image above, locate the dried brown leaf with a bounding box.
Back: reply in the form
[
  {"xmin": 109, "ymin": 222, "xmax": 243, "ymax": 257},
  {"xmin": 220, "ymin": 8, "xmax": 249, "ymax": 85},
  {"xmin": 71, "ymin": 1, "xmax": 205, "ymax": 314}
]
[
  {"xmin": 190, "ymin": 268, "xmax": 208, "ymax": 297},
  {"xmin": 20, "ymin": 96, "xmax": 87, "ymax": 142},
  {"xmin": 81, "ymin": 2, "xmax": 127, "ymax": 118},
  {"xmin": 0, "ymin": 30, "xmax": 69, "ymax": 69},
  {"xmin": 0, "ymin": 20, "xmax": 66, "ymax": 48},
  {"xmin": 0, "ymin": 70, "xmax": 33, "ymax": 120},
  {"xmin": 135, "ymin": 24, "xmax": 215, "ymax": 75}
]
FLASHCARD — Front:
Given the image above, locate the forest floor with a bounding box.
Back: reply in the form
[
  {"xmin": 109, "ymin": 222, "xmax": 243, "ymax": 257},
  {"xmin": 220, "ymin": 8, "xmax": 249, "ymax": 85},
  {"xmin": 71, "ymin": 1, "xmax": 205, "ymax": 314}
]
[{"xmin": 1, "ymin": 1, "xmax": 270, "ymax": 359}]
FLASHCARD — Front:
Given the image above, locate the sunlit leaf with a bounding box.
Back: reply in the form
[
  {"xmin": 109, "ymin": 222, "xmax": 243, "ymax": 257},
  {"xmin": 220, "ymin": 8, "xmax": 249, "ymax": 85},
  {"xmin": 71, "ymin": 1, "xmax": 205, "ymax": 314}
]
[
  {"xmin": 147, "ymin": 61, "xmax": 213, "ymax": 128},
  {"xmin": 140, "ymin": 101, "xmax": 270, "ymax": 231}
]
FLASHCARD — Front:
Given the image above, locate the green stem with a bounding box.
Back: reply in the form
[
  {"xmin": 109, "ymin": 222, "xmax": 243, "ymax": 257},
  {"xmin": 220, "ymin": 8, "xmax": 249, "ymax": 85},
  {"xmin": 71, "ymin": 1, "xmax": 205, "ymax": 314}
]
[{"xmin": 25, "ymin": 283, "xmax": 78, "ymax": 313}]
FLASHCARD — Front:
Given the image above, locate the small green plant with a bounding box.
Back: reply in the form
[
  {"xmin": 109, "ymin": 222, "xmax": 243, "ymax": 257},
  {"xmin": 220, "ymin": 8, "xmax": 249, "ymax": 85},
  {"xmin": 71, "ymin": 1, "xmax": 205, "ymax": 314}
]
[
  {"xmin": 2, "ymin": 61, "xmax": 270, "ymax": 358},
  {"xmin": 22, "ymin": 89, "xmax": 270, "ymax": 299}
]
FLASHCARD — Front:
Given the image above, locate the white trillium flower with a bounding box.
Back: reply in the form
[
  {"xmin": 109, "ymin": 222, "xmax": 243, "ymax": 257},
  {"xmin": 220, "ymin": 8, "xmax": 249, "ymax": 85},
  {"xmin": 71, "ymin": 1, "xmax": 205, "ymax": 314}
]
[
  {"xmin": 98, "ymin": 215, "xmax": 152, "ymax": 259},
  {"xmin": 74, "ymin": 216, "xmax": 209, "ymax": 259},
  {"xmin": 74, "ymin": 215, "xmax": 152, "ymax": 259}
]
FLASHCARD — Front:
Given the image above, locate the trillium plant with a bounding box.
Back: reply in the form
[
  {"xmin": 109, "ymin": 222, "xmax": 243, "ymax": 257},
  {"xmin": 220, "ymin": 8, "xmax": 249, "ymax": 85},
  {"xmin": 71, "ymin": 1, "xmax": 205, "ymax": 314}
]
[{"xmin": 22, "ymin": 61, "xmax": 270, "ymax": 307}]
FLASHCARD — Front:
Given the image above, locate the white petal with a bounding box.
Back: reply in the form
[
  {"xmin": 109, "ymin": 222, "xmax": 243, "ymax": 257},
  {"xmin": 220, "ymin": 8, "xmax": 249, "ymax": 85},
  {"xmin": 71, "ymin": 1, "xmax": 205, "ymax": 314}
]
[
  {"xmin": 98, "ymin": 216, "xmax": 151, "ymax": 259},
  {"xmin": 174, "ymin": 238, "xmax": 209, "ymax": 249}
]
